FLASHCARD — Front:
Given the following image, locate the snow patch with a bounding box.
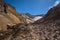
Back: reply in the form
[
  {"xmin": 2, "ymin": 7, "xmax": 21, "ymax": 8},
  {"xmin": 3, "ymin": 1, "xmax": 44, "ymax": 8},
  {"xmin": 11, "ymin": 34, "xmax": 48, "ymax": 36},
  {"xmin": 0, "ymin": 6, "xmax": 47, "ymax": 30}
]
[
  {"xmin": 33, "ymin": 16, "xmax": 42, "ymax": 21},
  {"xmin": 54, "ymin": 1, "xmax": 60, "ymax": 6},
  {"xmin": 49, "ymin": 0, "xmax": 60, "ymax": 9}
]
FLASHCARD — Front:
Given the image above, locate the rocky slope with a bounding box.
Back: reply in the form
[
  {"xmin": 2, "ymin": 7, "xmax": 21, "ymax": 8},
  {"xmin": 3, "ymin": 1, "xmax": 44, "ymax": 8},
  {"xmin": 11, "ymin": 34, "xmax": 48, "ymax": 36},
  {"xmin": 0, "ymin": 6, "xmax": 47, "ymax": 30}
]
[
  {"xmin": 11, "ymin": 3, "xmax": 60, "ymax": 40},
  {"xmin": 0, "ymin": 0, "xmax": 33, "ymax": 31},
  {"xmin": 34, "ymin": 3, "xmax": 60, "ymax": 24}
]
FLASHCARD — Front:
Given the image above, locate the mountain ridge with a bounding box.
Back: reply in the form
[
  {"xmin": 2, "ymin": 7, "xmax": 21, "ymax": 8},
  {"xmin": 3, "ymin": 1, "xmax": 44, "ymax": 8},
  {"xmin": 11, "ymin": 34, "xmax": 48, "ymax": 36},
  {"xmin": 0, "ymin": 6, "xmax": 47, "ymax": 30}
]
[{"xmin": 34, "ymin": 3, "xmax": 60, "ymax": 24}]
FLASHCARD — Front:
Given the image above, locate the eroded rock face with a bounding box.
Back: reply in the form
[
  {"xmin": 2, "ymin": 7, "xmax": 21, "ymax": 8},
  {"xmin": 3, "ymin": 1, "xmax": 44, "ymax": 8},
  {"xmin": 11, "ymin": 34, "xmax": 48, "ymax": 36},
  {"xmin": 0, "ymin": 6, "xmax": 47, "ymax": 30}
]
[
  {"xmin": 0, "ymin": 0, "xmax": 33, "ymax": 31},
  {"xmin": 0, "ymin": 14, "xmax": 13, "ymax": 31}
]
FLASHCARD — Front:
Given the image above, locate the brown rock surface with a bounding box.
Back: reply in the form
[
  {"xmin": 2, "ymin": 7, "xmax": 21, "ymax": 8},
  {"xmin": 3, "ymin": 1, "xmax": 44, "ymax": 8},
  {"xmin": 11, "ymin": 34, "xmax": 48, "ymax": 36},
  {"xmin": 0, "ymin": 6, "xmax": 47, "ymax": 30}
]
[
  {"xmin": 0, "ymin": 0, "xmax": 33, "ymax": 31},
  {"xmin": 0, "ymin": 0, "xmax": 60, "ymax": 40},
  {"xmin": 34, "ymin": 3, "xmax": 60, "ymax": 24}
]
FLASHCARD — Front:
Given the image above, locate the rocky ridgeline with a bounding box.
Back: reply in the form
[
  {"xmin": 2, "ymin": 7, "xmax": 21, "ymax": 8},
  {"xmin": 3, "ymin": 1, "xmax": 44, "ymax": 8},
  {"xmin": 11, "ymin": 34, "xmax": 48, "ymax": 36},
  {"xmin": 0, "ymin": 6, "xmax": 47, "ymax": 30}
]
[{"xmin": 34, "ymin": 3, "xmax": 60, "ymax": 24}]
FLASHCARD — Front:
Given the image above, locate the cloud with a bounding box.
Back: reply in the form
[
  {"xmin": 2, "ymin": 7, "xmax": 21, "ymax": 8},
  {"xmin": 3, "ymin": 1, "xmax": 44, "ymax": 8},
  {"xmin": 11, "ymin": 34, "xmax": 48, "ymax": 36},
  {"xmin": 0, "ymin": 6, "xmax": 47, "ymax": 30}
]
[
  {"xmin": 49, "ymin": 0, "xmax": 60, "ymax": 9},
  {"xmin": 53, "ymin": 0, "xmax": 60, "ymax": 6}
]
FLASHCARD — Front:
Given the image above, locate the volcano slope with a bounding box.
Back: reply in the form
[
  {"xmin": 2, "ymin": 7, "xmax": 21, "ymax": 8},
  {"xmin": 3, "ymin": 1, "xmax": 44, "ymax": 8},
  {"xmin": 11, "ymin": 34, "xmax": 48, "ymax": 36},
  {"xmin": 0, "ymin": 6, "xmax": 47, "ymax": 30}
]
[{"xmin": 0, "ymin": 3, "xmax": 60, "ymax": 40}]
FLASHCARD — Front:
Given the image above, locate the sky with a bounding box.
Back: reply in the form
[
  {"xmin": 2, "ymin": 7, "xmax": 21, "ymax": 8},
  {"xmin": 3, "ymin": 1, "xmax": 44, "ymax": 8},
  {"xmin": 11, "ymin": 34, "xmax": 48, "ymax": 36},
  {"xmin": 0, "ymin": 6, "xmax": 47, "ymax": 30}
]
[{"xmin": 4, "ymin": 0, "xmax": 60, "ymax": 15}]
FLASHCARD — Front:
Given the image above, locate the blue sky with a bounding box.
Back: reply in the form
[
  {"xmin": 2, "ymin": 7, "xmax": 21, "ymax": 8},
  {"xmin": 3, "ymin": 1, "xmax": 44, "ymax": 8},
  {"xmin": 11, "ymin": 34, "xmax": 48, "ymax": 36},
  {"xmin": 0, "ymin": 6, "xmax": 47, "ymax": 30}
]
[{"xmin": 4, "ymin": 0, "xmax": 59, "ymax": 15}]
